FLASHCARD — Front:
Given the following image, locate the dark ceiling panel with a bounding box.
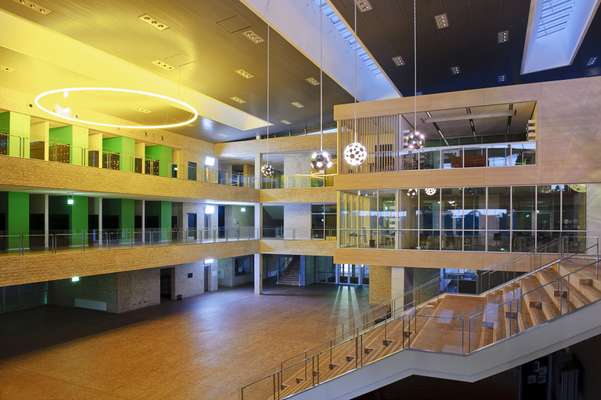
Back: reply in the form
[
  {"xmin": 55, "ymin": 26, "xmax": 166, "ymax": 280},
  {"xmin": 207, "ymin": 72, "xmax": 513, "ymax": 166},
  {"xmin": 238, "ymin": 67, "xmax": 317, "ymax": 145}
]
[{"xmin": 330, "ymin": 0, "xmax": 600, "ymax": 95}]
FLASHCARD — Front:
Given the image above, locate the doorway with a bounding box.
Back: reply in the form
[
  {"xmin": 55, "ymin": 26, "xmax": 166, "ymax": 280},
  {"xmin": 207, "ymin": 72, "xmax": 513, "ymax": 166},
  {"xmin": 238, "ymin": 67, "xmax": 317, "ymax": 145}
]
[
  {"xmin": 337, "ymin": 264, "xmax": 369, "ymax": 286},
  {"xmin": 160, "ymin": 268, "xmax": 174, "ymax": 301}
]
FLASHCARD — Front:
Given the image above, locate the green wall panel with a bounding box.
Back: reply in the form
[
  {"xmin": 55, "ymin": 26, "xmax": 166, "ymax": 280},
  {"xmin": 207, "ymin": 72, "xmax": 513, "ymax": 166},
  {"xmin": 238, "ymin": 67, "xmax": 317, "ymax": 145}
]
[
  {"xmin": 145, "ymin": 145, "xmax": 172, "ymax": 177},
  {"xmin": 160, "ymin": 201, "xmax": 172, "ymax": 241},
  {"xmin": 7, "ymin": 192, "xmax": 29, "ymax": 250},
  {"xmin": 103, "ymin": 137, "xmax": 135, "ymax": 172},
  {"xmin": 121, "ymin": 199, "xmax": 135, "ymax": 238},
  {"xmin": 70, "ymin": 195, "xmax": 88, "ymax": 246},
  {"xmin": 0, "ymin": 112, "xmax": 31, "ymax": 158}
]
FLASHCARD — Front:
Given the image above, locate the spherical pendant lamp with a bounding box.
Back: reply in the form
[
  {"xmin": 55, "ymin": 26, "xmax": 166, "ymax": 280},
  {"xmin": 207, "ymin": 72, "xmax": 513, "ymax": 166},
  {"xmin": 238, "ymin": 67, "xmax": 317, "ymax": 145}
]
[
  {"xmin": 310, "ymin": 150, "xmax": 333, "ymax": 171},
  {"xmin": 261, "ymin": 163, "xmax": 274, "ymax": 177},
  {"xmin": 343, "ymin": 141, "xmax": 367, "ymax": 167}
]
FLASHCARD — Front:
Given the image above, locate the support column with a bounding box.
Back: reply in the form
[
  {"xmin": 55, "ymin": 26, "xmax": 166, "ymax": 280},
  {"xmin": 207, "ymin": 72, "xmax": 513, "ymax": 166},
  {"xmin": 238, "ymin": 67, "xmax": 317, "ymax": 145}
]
[
  {"xmin": 141, "ymin": 200, "xmax": 146, "ymax": 243},
  {"xmin": 254, "ymin": 202, "xmax": 262, "ymax": 239},
  {"xmin": 44, "ymin": 194, "xmax": 49, "ymax": 249},
  {"xmin": 391, "ymin": 267, "xmax": 405, "ymax": 304},
  {"xmin": 209, "ymin": 261, "xmax": 219, "ymax": 292},
  {"xmin": 98, "ymin": 198, "xmax": 103, "ymax": 246},
  {"xmin": 368, "ymin": 265, "xmax": 391, "ymax": 305},
  {"xmin": 0, "ymin": 111, "xmax": 31, "ymax": 158},
  {"xmin": 145, "ymin": 145, "xmax": 173, "ymax": 177},
  {"xmin": 70, "ymin": 195, "xmax": 88, "ymax": 247},
  {"xmin": 7, "ymin": 192, "xmax": 29, "ymax": 251},
  {"xmin": 254, "ymin": 153, "xmax": 261, "ymax": 190},
  {"xmin": 254, "ymin": 253, "xmax": 263, "ymax": 295},
  {"xmin": 121, "ymin": 199, "xmax": 135, "ymax": 242}
]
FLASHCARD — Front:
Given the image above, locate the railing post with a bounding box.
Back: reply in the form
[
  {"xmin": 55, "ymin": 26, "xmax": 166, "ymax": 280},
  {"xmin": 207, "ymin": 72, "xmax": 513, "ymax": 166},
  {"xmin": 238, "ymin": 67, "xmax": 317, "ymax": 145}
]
[
  {"xmin": 467, "ymin": 317, "xmax": 471, "ymax": 353},
  {"xmin": 20, "ymin": 233, "xmax": 24, "ymax": 255},
  {"xmin": 460, "ymin": 316, "xmax": 465, "ymax": 354}
]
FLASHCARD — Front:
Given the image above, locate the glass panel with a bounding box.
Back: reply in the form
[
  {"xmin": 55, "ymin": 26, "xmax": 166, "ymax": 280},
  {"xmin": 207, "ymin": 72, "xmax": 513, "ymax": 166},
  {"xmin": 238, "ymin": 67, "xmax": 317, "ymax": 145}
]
[
  {"xmin": 441, "ymin": 188, "xmax": 462, "ymax": 230},
  {"xmin": 487, "ymin": 231, "xmax": 510, "ymax": 252},
  {"xmin": 419, "ymin": 230, "xmax": 440, "ymax": 250},
  {"xmin": 464, "ymin": 188, "xmax": 485, "ymax": 230},
  {"xmin": 400, "ymin": 229, "xmax": 418, "ymax": 249},
  {"xmin": 537, "ymin": 231, "xmax": 560, "ymax": 252},
  {"xmin": 400, "ymin": 189, "xmax": 418, "ymax": 230},
  {"xmin": 464, "ymin": 148, "xmax": 486, "ymax": 168},
  {"xmin": 464, "ymin": 230, "xmax": 485, "ymax": 251},
  {"xmin": 487, "ymin": 145, "xmax": 509, "ymax": 167},
  {"xmin": 442, "ymin": 148, "xmax": 462, "ymax": 169},
  {"xmin": 562, "ymin": 184, "xmax": 586, "ymax": 230},
  {"xmin": 419, "ymin": 149, "xmax": 440, "ymax": 169},
  {"xmin": 512, "ymin": 186, "xmax": 535, "ymax": 230},
  {"xmin": 378, "ymin": 190, "xmax": 397, "ymax": 249},
  {"xmin": 511, "ymin": 142, "xmax": 536, "ymax": 165},
  {"xmin": 401, "ymin": 152, "xmax": 418, "ymax": 170},
  {"xmin": 487, "ymin": 187, "xmax": 510, "ymax": 231},
  {"xmin": 537, "ymin": 185, "xmax": 561, "ymax": 230},
  {"xmin": 187, "ymin": 161, "xmax": 197, "ymax": 181},
  {"xmin": 442, "ymin": 230, "xmax": 462, "ymax": 250},
  {"xmin": 512, "ymin": 231, "xmax": 534, "ymax": 252},
  {"xmin": 419, "ymin": 189, "xmax": 440, "ymax": 230}
]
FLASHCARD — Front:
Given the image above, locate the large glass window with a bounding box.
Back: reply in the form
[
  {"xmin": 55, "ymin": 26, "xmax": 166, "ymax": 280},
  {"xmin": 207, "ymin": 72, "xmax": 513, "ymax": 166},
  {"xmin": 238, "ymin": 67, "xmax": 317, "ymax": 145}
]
[
  {"xmin": 377, "ymin": 190, "xmax": 396, "ymax": 249},
  {"xmin": 311, "ymin": 204, "xmax": 336, "ymax": 240},
  {"xmin": 442, "ymin": 188, "xmax": 462, "ymax": 250},
  {"xmin": 562, "ymin": 184, "xmax": 586, "ymax": 231},
  {"xmin": 400, "ymin": 189, "xmax": 418, "ymax": 249}
]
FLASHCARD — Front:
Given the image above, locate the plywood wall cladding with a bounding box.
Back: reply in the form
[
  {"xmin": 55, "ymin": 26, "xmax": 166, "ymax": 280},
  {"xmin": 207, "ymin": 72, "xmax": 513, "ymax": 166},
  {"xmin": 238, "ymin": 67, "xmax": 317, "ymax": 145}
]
[
  {"xmin": 0, "ymin": 156, "xmax": 259, "ymax": 203},
  {"xmin": 0, "ymin": 241, "xmax": 259, "ymax": 287},
  {"xmin": 215, "ymin": 133, "xmax": 337, "ymax": 158},
  {"xmin": 333, "ymin": 76, "xmax": 601, "ymax": 189},
  {"xmin": 334, "ymin": 248, "xmax": 558, "ymax": 272},
  {"xmin": 260, "ymin": 187, "xmax": 337, "ymax": 203},
  {"xmin": 260, "ymin": 239, "xmax": 336, "ymax": 256}
]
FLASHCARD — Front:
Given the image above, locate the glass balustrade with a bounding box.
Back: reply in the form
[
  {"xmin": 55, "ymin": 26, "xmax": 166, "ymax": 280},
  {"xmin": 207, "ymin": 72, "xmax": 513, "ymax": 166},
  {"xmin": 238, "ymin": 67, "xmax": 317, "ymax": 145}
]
[{"xmin": 261, "ymin": 174, "xmax": 334, "ymax": 189}]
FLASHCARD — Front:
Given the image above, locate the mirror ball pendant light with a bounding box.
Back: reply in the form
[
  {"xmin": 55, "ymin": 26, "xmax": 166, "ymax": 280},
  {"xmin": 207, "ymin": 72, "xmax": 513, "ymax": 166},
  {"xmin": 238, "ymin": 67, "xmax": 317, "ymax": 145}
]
[{"xmin": 343, "ymin": 1, "xmax": 367, "ymax": 167}]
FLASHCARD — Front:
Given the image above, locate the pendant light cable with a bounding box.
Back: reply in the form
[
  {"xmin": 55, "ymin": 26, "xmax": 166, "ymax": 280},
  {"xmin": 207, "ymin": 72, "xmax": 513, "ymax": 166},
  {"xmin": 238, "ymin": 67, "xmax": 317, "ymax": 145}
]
[
  {"xmin": 319, "ymin": 0, "xmax": 324, "ymax": 151},
  {"xmin": 353, "ymin": 0, "xmax": 358, "ymax": 143},
  {"xmin": 413, "ymin": 0, "xmax": 417, "ymax": 133}
]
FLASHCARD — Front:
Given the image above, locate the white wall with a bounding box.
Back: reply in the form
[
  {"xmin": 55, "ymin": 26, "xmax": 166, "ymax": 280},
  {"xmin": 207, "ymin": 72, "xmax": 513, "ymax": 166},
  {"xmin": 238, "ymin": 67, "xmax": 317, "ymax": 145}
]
[
  {"xmin": 391, "ymin": 267, "xmax": 405, "ymax": 302},
  {"xmin": 218, "ymin": 257, "xmax": 254, "ymax": 287},
  {"xmin": 284, "ymin": 204, "xmax": 311, "ymax": 239},
  {"xmin": 116, "ymin": 269, "xmax": 160, "ymax": 313},
  {"xmin": 173, "ymin": 261, "xmax": 205, "ymax": 299}
]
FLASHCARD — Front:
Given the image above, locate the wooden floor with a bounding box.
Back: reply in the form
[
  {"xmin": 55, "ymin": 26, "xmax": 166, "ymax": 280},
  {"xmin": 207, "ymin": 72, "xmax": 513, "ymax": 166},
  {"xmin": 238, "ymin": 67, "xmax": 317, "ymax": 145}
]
[{"xmin": 0, "ymin": 284, "xmax": 369, "ymax": 400}]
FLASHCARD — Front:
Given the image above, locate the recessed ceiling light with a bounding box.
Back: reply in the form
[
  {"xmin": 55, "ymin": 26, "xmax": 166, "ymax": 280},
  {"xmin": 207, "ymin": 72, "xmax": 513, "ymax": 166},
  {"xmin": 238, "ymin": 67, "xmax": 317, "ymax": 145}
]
[
  {"xmin": 392, "ymin": 56, "xmax": 405, "ymax": 67},
  {"xmin": 450, "ymin": 66, "xmax": 460, "ymax": 75},
  {"xmin": 497, "ymin": 30, "xmax": 509, "ymax": 44},
  {"xmin": 139, "ymin": 14, "xmax": 169, "ymax": 31},
  {"xmin": 280, "ymin": 120, "xmax": 292, "ymax": 125},
  {"xmin": 305, "ymin": 77, "xmax": 320, "ymax": 86},
  {"xmin": 355, "ymin": 0, "xmax": 373, "ymax": 12},
  {"xmin": 135, "ymin": 106, "xmax": 152, "ymax": 114},
  {"xmin": 11, "ymin": 0, "xmax": 51, "ymax": 15},
  {"xmin": 497, "ymin": 74, "xmax": 506, "ymax": 83},
  {"xmin": 230, "ymin": 96, "xmax": 246, "ymax": 104},
  {"xmin": 235, "ymin": 69, "xmax": 255, "ymax": 79},
  {"xmin": 241, "ymin": 30, "xmax": 265, "ymax": 44},
  {"xmin": 435, "ymin": 13, "xmax": 449, "ymax": 29},
  {"xmin": 0, "ymin": 64, "xmax": 15, "ymax": 73},
  {"xmin": 291, "ymin": 101, "xmax": 304, "ymax": 109},
  {"xmin": 586, "ymin": 56, "xmax": 598, "ymax": 67},
  {"xmin": 152, "ymin": 59, "xmax": 175, "ymax": 71}
]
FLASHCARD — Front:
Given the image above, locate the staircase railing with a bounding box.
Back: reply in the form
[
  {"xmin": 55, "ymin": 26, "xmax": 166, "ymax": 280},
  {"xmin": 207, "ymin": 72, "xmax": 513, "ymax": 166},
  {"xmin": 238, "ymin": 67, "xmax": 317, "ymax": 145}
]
[{"xmin": 241, "ymin": 238, "xmax": 600, "ymax": 400}]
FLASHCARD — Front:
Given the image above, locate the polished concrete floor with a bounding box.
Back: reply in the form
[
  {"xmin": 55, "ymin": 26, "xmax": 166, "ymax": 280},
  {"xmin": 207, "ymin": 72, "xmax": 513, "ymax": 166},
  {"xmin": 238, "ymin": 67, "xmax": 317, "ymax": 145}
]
[{"xmin": 0, "ymin": 284, "xmax": 369, "ymax": 400}]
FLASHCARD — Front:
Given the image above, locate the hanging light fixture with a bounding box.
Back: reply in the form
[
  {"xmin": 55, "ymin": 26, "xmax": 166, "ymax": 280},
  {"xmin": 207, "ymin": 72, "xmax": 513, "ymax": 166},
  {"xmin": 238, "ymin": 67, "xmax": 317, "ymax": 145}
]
[
  {"xmin": 404, "ymin": 0, "xmax": 425, "ymax": 152},
  {"xmin": 310, "ymin": 1, "xmax": 334, "ymax": 173},
  {"xmin": 406, "ymin": 188, "xmax": 418, "ymax": 197},
  {"xmin": 261, "ymin": 24, "xmax": 274, "ymax": 178},
  {"xmin": 343, "ymin": 1, "xmax": 368, "ymax": 167},
  {"xmin": 425, "ymin": 187, "xmax": 437, "ymax": 196}
]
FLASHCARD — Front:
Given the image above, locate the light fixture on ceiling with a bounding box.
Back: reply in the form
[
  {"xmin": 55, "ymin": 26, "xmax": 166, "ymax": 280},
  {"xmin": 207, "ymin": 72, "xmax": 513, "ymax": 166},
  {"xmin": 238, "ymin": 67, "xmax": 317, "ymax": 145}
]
[
  {"xmin": 235, "ymin": 69, "xmax": 255, "ymax": 79},
  {"xmin": 280, "ymin": 120, "xmax": 292, "ymax": 125},
  {"xmin": 497, "ymin": 30, "xmax": 509, "ymax": 43},
  {"xmin": 35, "ymin": 87, "xmax": 198, "ymax": 130},
  {"xmin": 204, "ymin": 258, "xmax": 215, "ymax": 264},
  {"xmin": 343, "ymin": 1, "xmax": 368, "ymax": 168},
  {"xmin": 139, "ymin": 14, "xmax": 169, "ymax": 31},
  {"xmin": 67, "ymin": 197, "xmax": 74, "ymax": 205},
  {"xmin": 0, "ymin": 64, "xmax": 15, "ymax": 73},
  {"xmin": 586, "ymin": 56, "xmax": 598, "ymax": 67},
  {"xmin": 71, "ymin": 276, "xmax": 80, "ymax": 283},
  {"xmin": 305, "ymin": 77, "xmax": 320, "ymax": 86},
  {"xmin": 204, "ymin": 205, "xmax": 215, "ymax": 215},
  {"xmin": 404, "ymin": 0, "xmax": 425, "ymax": 152},
  {"xmin": 310, "ymin": 1, "xmax": 334, "ymax": 174},
  {"xmin": 450, "ymin": 65, "xmax": 461, "ymax": 75},
  {"xmin": 135, "ymin": 106, "xmax": 152, "ymax": 114},
  {"xmin": 260, "ymin": 163, "xmax": 274, "ymax": 177},
  {"xmin": 355, "ymin": 0, "xmax": 373, "ymax": 12},
  {"xmin": 230, "ymin": 96, "xmax": 246, "ymax": 104},
  {"xmin": 291, "ymin": 101, "xmax": 305, "ymax": 108},
  {"xmin": 392, "ymin": 56, "xmax": 405, "ymax": 67},
  {"xmin": 242, "ymin": 30, "xmax": 265, "ymax": 44},
  {"xmin": 152, "ymin": 59, "xmax": 175, "ymax": 71},
  {"xmin": 204, "ymin": 156, "xmax": 216, "ymax": 167},
  {"xmin": 434, "ymin": 13, "xmax": 449, "ymax": 29},
  {"xmin": 11, "ymin": 0, "xmax": 51, "ymax": 15}
]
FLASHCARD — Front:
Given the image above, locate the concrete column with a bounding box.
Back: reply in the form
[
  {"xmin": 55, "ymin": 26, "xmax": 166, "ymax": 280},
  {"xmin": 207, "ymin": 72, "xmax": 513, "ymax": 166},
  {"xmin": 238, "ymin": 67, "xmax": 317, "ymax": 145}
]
[
  {"xmin": 254, "ymin": 153, "xmax": 261, "ymax": 190},
  {"xmin": 141, "ymin": 200, "xmax": 146, "ymax": 243},
  {"xmin": 254, "ymin": 203, "xmax": 262, "ymax": 239},
  {"xmin": 254, "ymin": 253, "xmax": 263, "ymax": 295},
  {"xmin": 44, "ymin": 194, "xmax": 49, "ymax": 249},
  {"xmin": 208, "ymin": 262, "xmax": 219, "ymax": 292},
  {"xmin": 284, "ymin": 204, "xmax": 311, "ymax": 239},
  {"xmin": 391, "ymin": 267, "xmax": 405, "ymax": 305},
  {"xmin": 98, "ymin": 197, "xmax": 103, "ymax": 246}
]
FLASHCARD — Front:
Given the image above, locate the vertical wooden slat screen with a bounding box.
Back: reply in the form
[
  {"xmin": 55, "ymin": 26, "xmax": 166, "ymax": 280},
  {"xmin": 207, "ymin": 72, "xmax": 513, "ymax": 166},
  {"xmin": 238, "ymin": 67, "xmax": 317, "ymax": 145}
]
[{"xmin": 337, "ymin": 114, "xmax": 401, "ymax": 175}]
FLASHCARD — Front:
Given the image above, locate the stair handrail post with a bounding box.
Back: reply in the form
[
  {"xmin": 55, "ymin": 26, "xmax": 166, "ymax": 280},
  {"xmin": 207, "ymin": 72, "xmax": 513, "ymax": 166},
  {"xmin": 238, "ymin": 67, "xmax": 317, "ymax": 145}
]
[
  {"xmin": 467, "ymin": 316, "xmax": 471, "ymax": 354},
  {"xmin": 355, "ymin": 328, "xmax": 359, "ymax": 369}
]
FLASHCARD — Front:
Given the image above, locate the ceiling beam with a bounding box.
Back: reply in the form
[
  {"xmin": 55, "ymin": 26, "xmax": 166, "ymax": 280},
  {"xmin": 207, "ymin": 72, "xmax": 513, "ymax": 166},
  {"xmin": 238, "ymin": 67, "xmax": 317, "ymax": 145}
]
[{"xmin": 240, "ymin": 0, "xmax": 400, "ymax": 101}]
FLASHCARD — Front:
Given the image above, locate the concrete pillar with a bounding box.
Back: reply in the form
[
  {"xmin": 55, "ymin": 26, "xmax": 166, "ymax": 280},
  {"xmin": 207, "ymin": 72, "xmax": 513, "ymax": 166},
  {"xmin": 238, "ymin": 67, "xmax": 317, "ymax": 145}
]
[
  {"xmin": 208, "ymin": 262, "xmax": 219, "ymax": 291},
  {"xmin": 98, "ymin": 197, "xmax": 103, "ymax": 246},
  {"xmin": 141, "ymin": 199, "xmax": 146, "ymax": 243},
  {"xmin": 368, "ymin": 266, "xmax": 391, "ymax": 305},
  {"xmin": 44, "ymin": 194, "xmax": 49, "ymax": 249},
  {"xmin": 284, "ymin": 204, "xmax": 311, "ymax": 239},
  {"xmin": 391, "ymin": 267, "xmax": 405, "ymax": 306},
  {"xmin": 254, "ymin": 153, "xmax": 262, "ymax": 190},
  {"xmin": 254, "ymin": 253, "xmax": 263, "ymax": 295},
  {"xmin": 254, "ymin": 202, "xmax": 262, "ymax": 239}
]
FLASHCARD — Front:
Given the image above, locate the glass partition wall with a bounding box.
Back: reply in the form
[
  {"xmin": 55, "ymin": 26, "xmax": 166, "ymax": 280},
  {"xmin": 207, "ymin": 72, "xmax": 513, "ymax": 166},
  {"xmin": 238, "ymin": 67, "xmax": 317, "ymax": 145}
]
[
  {"xmin": 338, "ymin": 101, "xmax": 536, "ymax": 175},
  {"xmin": 339, "ymin": 184, "xmax": 590, "ymax": 253}
]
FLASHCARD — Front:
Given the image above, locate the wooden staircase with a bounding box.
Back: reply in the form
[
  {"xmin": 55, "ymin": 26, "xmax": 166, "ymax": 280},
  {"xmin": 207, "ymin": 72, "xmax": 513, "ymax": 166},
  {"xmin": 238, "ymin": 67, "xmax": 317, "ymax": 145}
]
[
  {"xmin": 277, "ymin": 257, "xmax": 300, "ymax": 286},
  {"xmin": 246, "ymin": 255, "xmax": 601, "ymax": 400}
]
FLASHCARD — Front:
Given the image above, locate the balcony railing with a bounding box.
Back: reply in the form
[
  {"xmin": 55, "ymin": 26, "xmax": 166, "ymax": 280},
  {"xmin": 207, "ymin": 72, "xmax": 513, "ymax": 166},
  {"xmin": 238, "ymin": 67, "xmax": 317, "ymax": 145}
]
[
  {"xmin": 0, "ymin": 227, "xmax": 258, "ymax": 255},
  {"xmin": 262, "ymin": 174, "xmax": 334, "ymax": 189},
  {"xmin": 262, "ymin": 228, "xmax": 337, "ymax": 240}
]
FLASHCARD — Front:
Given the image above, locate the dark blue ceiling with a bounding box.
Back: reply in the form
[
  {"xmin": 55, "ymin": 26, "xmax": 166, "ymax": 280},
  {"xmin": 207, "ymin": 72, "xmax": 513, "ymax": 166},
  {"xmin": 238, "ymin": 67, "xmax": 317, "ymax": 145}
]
[{"xmin": 330, "ymin": 0, "xmax": 601, "ymax": 96}]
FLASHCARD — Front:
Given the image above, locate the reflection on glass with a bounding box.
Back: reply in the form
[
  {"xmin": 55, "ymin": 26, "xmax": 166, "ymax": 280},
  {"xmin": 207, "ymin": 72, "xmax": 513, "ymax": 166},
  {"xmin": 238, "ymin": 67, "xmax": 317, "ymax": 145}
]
[
  {"xmin": 562, "ymin": 184, "xmax": 587, "ymax": 230},
  {"xmin": 442, "ymin": 230, "xmax": 462, "ymax": 250},
  {"xmin": 512, "ymin": 186, "xmax": 535, "ymax": 230},
  {"xmin": 487, "ymin": 145, "xmax": 510, "ymax": 167},
  {"xmin": 511, "ymin": 142, "xmax": 536, "ymax": 165},
  {"xmin": 442, "ymin": 188, "xmax": 462, "ymax": 231},
  {"xmin": 512, "ymin": 231, "xmax": 534, "ymax": 252},
  {"xmin": 464, "ymin": 230, "xmax": 485, "ymax": 251},
  {"xmin": 464, "ymin": 148, "xmax": 486, "ymax": 168},
  {"xmin": 487, "ymin": 187, "xmax": 510, "ymax": 231},
  {"xmin": 420, "ymin": 189, "xmax": 440, "ymax": 230},
  {"xmin": 402, "ymin": 153, "xmax": 418, "ymax": 170},
  {"xmin": 537, "ymin": 185, "xmax": 561, "ymax": 230},
  {"xmin": 488, "ymin": 231, "xmax": 510, "ymax": 252},
  {"xmin": 401, "ymin": 229, "xmax": 418, "ymax": 249},
  {"xmin": 464, "ymin": 188, "xmax": 485, "ymax": 230},
  {"xmin": 442, "ymin": 148, "xmax": 463, "ymax": 169},
  {"xmin": 400, "ymin": 190, "xmax": 418, "ymax": 230},
  {"xmin": 419, "ymin": 230, "xmax": 440, "ymax": 250},
  {"xmin": 419, "ymin": 150, "xmax": 440, "ymax": 169}
]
